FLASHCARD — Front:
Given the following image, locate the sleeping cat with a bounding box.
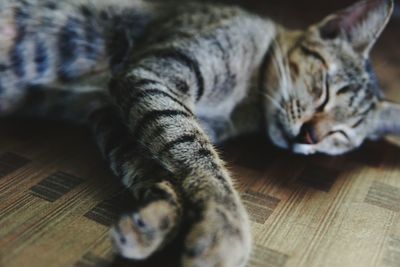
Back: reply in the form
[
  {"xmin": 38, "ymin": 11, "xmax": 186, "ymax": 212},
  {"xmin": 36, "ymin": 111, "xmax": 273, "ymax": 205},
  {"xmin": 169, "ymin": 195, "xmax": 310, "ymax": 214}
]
[{"xmin": 0, "ymin": 0, "xmax": 397, "ymax": 266}]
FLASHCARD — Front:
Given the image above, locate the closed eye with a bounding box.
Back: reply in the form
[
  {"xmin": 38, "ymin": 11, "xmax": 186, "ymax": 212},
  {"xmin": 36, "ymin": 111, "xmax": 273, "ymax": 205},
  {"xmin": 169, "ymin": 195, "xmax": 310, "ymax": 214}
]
[
  {"xmin": 316, "ymin": 75, "xmax": 330, "ymax": 112},
  {"xmin": 327, "ymin": 130, "xmax": 351, "ymax": 142},
  {"xmin": 351, "ymin": 117, "xmax": 365, "ymax": 128},
  {"xmin": 336, "ymin": 85, "xmax": 352, "ymax": 95}
]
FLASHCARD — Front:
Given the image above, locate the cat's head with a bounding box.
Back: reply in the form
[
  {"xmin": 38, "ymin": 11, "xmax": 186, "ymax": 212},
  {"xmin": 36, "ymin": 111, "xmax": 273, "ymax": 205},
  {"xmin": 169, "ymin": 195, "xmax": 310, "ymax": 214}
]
[{"xmin": 263, "ymin": 0, "xmax": 398, "ymax": 155}]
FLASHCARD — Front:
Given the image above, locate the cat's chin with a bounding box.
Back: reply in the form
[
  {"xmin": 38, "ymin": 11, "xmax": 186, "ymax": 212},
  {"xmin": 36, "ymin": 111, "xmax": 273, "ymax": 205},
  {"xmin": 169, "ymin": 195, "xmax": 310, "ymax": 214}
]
[
  {"xmin": 292, "ymin": 144, "xmax": 351, "ymax": 156},
  {"xmin": 292, "ymin": 144, "xmax": 317, "ymax": 155}
]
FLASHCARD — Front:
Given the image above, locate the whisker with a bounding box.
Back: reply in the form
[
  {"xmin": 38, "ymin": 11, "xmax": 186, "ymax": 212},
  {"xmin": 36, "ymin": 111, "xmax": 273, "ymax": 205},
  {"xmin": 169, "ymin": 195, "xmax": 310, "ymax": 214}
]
[
  {"xmin": 271, "ymin": 40, "xmax": 296, "ymax": 101},
  {"xmin": 260, "ymin": 91, "xmax": 285, "ymax": 113},
  {"xmin": 270, "ymin": 41, "xmax": 290, "ymax": 101},
  {"xmin": 275, "ymin": 41, "xmax": 297, "ymax": 100}
]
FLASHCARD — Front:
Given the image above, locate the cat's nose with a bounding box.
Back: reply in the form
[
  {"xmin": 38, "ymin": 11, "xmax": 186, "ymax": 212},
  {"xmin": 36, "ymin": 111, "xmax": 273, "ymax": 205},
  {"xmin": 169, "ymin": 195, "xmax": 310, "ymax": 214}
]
[{"xmin": 295, "ymin": 122, "xmax": 319, "ymax": 144}]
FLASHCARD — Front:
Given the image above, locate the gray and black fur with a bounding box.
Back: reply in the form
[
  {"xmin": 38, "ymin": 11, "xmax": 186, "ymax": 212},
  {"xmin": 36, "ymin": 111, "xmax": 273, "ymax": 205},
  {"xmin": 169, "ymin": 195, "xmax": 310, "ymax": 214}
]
[{"xmin": 0, "ymin": 0, "xmax": 397, "ymax": 266}]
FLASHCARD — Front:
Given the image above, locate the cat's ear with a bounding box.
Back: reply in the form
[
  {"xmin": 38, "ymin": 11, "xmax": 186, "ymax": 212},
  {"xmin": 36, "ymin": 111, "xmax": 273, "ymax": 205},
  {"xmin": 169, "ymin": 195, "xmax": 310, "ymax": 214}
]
[
  {"xmin": 370, "ymin": 101, "xmax": 400, "ymax": 138},
  {"xmin": 317, "ymin": 0, "xmax": 394, "ymax": 56}
]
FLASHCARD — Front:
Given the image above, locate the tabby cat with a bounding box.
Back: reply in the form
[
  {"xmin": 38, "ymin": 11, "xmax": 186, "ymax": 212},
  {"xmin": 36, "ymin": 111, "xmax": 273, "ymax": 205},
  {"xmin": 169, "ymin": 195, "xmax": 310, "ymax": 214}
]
[{"xmin": 0, "ymin": 0, "xmax": 397, "ymax": 266}]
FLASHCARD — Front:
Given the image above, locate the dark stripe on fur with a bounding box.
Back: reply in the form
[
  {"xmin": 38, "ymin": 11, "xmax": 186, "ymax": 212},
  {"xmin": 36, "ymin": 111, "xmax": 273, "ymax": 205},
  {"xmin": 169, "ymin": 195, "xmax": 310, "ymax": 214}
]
[
  {"xmin": 133, "ymin": 109, "xmax": 192, "ymax": 139},
  {"xmin": 351, "ymin": 118, "xmax": 365, "ymax": 128},
  {"xmin": 129, "ymin": 74, "xmax": 183, "ymax": 99},
  {"xmin": 10, "ymin": 7, "xmax": 29, "ymax": 78},
  {"xmin": 160, "ymin": 134, "xmax": 198, "ymax": 154},
  {"xmin": 360, "ymin": 103, "xmax": 376, "ymax": 116},
  {"xmin": 34, "ymin": 38, "xmax": 49, "ymax": 78},
  {"xmin": 10, "ymin": 36, "xmax": 26, "ymax": 78},
  {"xmin": 300, "ymin": 45, "xmax": 327, "ymax": 66},
  {"xmin": 58, "ymin": 17, "xmax": 81, "ymax": 80},
  {"xmin": 133, "ymin": 89, "xmax": 193, "ymax": 115},
  {"xmin": 130, "ymin": 78, "xmax": 161, "ymax": 89},
  {"xmin": 150, "ymin": 49, "xmax": 205, "ymax": 101},
  {"xmin": 209, "ymin": 36, "xmax": 237, "ymax": 96}
]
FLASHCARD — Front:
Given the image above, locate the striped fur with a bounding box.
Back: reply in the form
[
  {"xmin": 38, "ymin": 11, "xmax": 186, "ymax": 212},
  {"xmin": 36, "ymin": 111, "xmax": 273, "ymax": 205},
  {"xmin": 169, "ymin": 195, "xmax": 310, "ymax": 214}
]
[{"xmin": 0, "ymin": 0, "xmax": 397, "ymax": 266}]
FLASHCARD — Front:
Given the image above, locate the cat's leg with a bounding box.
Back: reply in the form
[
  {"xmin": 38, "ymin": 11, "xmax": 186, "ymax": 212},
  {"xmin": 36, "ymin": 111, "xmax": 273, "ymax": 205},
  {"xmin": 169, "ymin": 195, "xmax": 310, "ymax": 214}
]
[
  {"xmin": 13, "ymin": 88, "xmax": 184, "ymax": 258},
  {"xmin": 89, "ymin": 107, "xmax": 184, "ymax": 259},
  {"xmin": 0, "ymin": 0, "xmax": 181, "ymax": 258},
  {"xmin": 109, "ymin": 64, "xmax": 252, "ymax": 267}
]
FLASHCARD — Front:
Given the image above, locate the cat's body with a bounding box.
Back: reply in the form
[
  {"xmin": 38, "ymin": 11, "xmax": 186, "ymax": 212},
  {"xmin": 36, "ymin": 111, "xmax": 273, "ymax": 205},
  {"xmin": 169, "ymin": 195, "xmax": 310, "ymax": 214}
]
[
  {"xmin": 0, "ymin": 0, "xmax": 398, "ymax": 266},
  {"xmin": 144, "ymin": 4, "xmax": 274, "ymax": 143},
  {"xmin": 1, "ymin": 1, "xmax": 273, "ymax": 142}
]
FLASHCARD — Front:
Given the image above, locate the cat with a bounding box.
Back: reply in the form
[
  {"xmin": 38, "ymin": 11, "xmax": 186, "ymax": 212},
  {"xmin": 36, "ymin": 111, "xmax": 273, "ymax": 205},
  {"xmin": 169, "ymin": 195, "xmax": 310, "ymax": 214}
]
[{"xmin": 0, "ymin": 0, "xmax": 397, "ymax": 266}]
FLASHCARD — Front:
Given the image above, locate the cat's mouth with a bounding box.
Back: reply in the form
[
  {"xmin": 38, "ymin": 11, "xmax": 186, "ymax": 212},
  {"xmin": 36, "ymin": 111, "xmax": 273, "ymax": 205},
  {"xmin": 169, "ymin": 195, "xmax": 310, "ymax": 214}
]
[{"xmin": 274, "ymin": 121, "xmax": 319, "ymax": 155}]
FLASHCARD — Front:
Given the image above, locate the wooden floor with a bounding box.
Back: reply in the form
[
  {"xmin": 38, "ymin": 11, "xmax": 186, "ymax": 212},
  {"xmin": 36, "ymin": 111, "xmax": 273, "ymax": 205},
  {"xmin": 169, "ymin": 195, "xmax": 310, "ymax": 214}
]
[{"xmin": 1, "ymin": 1, "xmax": 400, "ymax": 267}]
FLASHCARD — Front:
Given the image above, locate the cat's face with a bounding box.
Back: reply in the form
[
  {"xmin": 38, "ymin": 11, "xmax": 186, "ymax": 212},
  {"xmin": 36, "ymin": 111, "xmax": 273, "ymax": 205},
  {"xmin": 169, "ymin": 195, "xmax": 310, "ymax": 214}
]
[{"xmin": 264, "ymin": 0, "xmax": 399, "ymax": 155}]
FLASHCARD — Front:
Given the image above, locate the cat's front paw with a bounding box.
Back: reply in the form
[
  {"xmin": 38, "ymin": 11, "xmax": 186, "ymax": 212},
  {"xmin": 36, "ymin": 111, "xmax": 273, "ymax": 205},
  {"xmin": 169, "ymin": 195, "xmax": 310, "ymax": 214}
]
[
  {"xmin": 182, "ymin": 202, "xmax": 252, "ymax": 267},
  {"xmin": 111, "ymin": 198, "xmax": 180, "ymax": 260}
]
